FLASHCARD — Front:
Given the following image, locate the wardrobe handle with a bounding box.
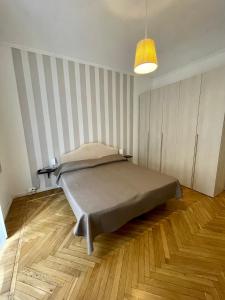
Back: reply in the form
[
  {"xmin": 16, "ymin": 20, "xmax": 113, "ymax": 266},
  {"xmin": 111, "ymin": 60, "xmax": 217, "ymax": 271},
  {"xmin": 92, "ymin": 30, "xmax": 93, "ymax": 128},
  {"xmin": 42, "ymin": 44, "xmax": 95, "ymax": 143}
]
[
  {"xmin": 191, "ymin": 133, "xmax": 199, "ymax": 188},
  {"xmin": 160, "ymin": 132, "xmax": 163, "ymax": 173},
  {"xmin": 146, "ymin": 131, "xmax": 150, "ymax": 167}
]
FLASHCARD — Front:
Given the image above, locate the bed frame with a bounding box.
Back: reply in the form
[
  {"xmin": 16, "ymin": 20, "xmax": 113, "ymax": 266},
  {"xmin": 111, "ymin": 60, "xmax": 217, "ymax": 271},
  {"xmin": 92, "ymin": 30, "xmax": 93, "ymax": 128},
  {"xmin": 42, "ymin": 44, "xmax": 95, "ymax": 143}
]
[{"xmin": 61, "ymin": 143, "xmax": 119, "ymax": 163}]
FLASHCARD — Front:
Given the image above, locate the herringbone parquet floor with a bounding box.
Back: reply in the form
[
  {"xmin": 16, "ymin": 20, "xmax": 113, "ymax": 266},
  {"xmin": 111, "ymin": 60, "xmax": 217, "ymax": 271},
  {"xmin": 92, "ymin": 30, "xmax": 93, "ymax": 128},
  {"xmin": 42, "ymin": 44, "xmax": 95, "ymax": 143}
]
[{"xmin": 1, "ymin": 187, "xmax": 225, "ymax": 299}]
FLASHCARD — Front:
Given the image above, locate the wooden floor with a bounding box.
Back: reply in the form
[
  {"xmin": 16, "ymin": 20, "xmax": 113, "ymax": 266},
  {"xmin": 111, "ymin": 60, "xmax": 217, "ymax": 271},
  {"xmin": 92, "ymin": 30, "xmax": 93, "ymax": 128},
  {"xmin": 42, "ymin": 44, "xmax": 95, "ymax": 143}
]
[{"xmin": 1, "ymin": 188, "xmax": 225, "ymax": 299}]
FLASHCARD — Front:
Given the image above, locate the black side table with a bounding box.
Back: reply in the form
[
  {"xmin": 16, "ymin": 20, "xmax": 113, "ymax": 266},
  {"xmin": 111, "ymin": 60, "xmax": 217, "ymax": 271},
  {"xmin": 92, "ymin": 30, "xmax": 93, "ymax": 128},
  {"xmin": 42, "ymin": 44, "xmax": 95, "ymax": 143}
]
[
  {"xmin": 37, "ymin": 167, "xmax": 57, "ymax": 178},
  {"xmin": 123, "ymin": 154, "xmax": 133, "ymax": 160}
]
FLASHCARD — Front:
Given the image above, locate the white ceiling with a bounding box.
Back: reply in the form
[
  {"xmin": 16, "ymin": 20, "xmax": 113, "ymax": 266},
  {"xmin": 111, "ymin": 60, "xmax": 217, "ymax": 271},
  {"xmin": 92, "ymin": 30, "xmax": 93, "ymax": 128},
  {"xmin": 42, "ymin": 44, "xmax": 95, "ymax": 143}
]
[{"xmin": 0, "ymin": 0, "xmax": 225, "ymax": 76}]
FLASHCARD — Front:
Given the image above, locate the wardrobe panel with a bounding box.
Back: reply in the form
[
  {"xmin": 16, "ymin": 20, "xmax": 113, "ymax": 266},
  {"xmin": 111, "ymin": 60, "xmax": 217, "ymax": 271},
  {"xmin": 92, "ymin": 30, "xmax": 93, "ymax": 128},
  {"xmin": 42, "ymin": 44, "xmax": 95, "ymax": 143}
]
[
  {"xmin": 215, "ymin": 115, "xmax": 225, "ymax": 195},
  {"xmin": 148, "ymin": 88, "xmax": 163, "ymax": 171},
  {"xmin": 176, "ymin": 75, "xmax": 201, "ymax": 187},
  {"xmin": 161, "ymin": 82, "xmax": 180, "ymax": 177},
  {"xmin": 193, "ymin": 66, "xmax": 225, "ymax": 196},
  {"xmin": 138, "ymin": 92, "xmax": 150, "ymax": 167}
]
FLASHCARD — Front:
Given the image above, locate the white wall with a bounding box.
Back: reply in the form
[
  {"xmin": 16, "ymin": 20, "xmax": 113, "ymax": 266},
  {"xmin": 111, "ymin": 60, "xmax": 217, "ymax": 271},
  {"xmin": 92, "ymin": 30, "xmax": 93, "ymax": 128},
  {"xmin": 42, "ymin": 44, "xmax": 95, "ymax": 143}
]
[{"xmin": 0, "ymin": 46, "xmax": 31, "ymax": 219}]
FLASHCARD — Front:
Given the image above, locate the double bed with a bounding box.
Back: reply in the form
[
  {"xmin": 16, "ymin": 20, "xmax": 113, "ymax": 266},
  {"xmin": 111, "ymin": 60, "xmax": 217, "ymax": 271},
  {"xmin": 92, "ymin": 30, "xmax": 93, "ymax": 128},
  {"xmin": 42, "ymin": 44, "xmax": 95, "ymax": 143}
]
[{"xmin": 55, "ymin": 143, "xmax": 181, "ymax": 254}]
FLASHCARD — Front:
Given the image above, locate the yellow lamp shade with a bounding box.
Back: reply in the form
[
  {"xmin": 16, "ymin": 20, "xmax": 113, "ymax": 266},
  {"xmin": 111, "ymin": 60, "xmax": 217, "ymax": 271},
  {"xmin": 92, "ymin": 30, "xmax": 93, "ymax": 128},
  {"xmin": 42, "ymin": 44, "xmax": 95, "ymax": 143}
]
[{"xmin": 134, "ymin": 38, "xmax": 158, "ymax": 74}]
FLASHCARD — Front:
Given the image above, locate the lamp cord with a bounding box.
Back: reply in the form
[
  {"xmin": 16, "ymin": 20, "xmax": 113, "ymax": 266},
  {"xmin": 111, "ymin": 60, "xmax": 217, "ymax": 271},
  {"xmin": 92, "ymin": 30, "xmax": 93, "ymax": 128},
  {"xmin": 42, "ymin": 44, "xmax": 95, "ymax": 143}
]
[{"xmin": 144, "ymin": 0, "xmax": 148, "ymax": 38}]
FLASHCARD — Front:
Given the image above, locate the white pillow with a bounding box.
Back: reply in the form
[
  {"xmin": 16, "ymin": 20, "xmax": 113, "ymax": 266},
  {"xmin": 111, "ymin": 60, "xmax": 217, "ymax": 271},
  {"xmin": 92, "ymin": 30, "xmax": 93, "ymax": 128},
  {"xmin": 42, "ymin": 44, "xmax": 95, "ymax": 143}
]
[{"xmin": 61, "ymin": 143, "xmax": 118, "ymax": 163}]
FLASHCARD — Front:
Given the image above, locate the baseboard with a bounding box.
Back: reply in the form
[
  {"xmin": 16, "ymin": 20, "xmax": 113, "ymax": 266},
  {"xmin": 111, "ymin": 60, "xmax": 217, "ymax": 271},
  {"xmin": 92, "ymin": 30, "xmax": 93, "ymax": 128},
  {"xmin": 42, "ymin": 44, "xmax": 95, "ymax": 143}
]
[
  {"xmin": 2, "ymin": 197, "xmax": 13, "ymax": 220},
  {"xmin": 13, "ymin": 186, "xmax": 62, "ymax": 202},
  {"xmin": 13, "ymin": 185, "xmax": 59, "ymax": 198}
]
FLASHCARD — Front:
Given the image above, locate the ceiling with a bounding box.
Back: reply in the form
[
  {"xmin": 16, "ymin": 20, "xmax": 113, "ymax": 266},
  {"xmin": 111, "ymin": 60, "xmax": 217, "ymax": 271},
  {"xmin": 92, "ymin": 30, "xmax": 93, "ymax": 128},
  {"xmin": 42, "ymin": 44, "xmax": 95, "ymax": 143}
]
[{"xmin": 0, "ymin": 0, "xmax": 225, "ymax": 77}]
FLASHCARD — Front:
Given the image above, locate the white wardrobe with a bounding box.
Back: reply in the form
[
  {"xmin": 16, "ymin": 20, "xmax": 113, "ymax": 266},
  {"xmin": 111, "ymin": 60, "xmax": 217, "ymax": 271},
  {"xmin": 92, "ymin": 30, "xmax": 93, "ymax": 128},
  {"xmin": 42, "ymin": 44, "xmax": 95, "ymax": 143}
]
[{"xmin": 138, "ymin": 65, "xmax": 225, "ymax": 197}]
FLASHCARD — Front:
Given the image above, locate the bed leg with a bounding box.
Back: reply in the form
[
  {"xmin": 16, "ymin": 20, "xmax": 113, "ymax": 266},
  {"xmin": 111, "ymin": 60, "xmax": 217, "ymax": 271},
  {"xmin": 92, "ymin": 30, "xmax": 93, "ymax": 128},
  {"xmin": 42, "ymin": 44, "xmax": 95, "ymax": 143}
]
[{"xmin": 87, "ymin": 240, "xmax": 93, "ymax": 255}]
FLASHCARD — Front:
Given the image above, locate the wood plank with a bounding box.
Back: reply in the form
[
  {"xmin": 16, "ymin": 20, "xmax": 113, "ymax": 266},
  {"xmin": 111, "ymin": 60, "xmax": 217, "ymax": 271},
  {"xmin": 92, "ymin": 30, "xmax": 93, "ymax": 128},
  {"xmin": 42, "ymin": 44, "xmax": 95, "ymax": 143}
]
[{"xmin": 1, "ymin": 188, "xmax": 225, "ymax": 299}]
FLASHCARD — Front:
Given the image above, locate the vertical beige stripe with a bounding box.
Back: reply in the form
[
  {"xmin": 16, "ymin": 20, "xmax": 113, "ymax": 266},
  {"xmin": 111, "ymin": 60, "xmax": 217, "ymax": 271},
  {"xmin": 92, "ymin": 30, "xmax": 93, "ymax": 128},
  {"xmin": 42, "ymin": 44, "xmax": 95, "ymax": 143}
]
[
  {"xmin": 89, "ymin": 66, "xmax": 98, "ymax": 141},
  {"xmin": 95, "ymin": 67, "xmax": 102, "ymax": 142},
  {"xmin": 68, "ymin": 61, "xmax": 80, "ymax": 148},
  {"xmin": 63, "ymin": 59, "xmax": 75, "ymax": 150},
  {"xmin": 116, "ymin": 72, "xmax": 120, "ymax": 148},
  {"xmin": 99, "ymin": 68, "xmax": 106, "ymax": 142},
  {"xmin": 85, "ymin": 64, "xmax": 93, "ymax": 142},
  {"xmin": 107, "ymin": 70, "xmax": 113, "ymax": 146},
  {"xmin": 112, "ymin": 71, "xmax": 117, "ymax": 147},
  {"xmin": 50, "ymin": 56, "xmax": 65, "ymax": 155},
  {"xmin": 127, "ymin": 75, "xmax": 131, "ymax": 155},
  {"xmin": 104, "ymin": 69, "xmax": 110, "ymax": 145},
  {"xmin": 79, "ymin": 64, "xmax": 89, "ymax": 143},
  {"xmin": 130, "ymin": 76, "xmax": 134, "ymax": 155},
  {"xmin": 120, "ymin": 73, "xmax": 124, "ymax": 151},
  {"xmin": 75, "ymin": 62, "xmax": 84, "ymax": 145},
  {"xmin": 56, "ymin": 58, "xmax": 70, "ymax": 153},
  {"xmin": 122, "ymin": 74, "xmax": 127, "ymax": 153}
]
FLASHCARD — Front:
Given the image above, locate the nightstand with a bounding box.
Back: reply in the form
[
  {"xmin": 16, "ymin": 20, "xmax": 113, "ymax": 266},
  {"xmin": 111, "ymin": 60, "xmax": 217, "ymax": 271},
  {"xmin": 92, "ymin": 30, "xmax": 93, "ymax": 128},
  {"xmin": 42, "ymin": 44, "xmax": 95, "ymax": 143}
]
[
  {"xmin": 123, "ymin": 154, "xmax": 133, "ymax": 161},
  {"xmin": 37, "ymin": 167, "xmax": 57, "ymax": 178}
]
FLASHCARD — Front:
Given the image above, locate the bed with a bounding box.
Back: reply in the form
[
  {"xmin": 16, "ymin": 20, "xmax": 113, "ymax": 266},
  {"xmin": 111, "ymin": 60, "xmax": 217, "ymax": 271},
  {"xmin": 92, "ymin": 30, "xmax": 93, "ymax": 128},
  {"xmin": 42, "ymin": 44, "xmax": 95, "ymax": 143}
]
[{"xmin": 55, "ymin": 143, "xmax": 181, "ymax": 254}]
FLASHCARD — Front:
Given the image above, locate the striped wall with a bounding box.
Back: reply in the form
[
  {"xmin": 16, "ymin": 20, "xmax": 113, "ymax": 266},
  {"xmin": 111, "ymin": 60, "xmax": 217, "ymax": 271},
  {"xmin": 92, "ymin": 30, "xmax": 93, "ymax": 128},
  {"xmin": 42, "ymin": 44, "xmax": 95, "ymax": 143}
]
[{"xmin": 11, "ymin": 48, "xmax": 134, "ymax": 189}]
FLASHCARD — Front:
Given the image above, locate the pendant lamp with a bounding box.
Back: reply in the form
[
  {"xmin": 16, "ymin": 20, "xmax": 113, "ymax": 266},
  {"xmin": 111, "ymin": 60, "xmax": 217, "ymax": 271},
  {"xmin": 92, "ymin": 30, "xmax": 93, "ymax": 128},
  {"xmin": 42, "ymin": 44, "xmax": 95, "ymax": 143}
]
[{"xmin": 134, "ymin": 0, "xmax": 158, "ymax": 74}]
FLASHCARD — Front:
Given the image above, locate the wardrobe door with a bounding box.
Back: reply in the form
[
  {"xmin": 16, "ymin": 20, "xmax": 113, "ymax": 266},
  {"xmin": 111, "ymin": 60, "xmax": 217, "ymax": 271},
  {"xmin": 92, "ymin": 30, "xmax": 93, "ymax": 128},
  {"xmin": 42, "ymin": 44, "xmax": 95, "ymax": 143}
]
[
  {"xmin": 193, "ymin": 66, "xmax": 225, "ymax": 196},
  {"xmin": 214, "ymin": 116, "xmax": 225, "ymax": 195},
  {"xmin": 138, "ymin": 92, "xmax": 150, "ymax": 167},
  {"xmin": 148, "ymin": 87, "xmax": 163, "ymax": 172},
  {"xmin": 161, "ymin": 82, "xmax": 180, "ymax": 177},
  {"xmin": 176, "ymin": 75, "xmax": 201, "ymax": 187}
]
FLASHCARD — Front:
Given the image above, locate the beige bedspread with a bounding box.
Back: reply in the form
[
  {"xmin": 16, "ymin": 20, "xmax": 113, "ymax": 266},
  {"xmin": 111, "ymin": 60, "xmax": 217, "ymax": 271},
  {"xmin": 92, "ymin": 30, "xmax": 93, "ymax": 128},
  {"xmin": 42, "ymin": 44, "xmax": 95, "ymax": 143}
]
[{"xmin": 55, "ymin": 155, "xmax": 181, "ymax": 254}]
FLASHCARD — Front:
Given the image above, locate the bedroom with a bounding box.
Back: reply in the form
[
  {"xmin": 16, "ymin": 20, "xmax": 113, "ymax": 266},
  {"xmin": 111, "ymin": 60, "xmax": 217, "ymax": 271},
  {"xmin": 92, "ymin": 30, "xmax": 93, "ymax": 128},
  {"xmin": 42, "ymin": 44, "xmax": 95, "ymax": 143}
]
[{"xmin": 1, "ymin": 0, "xmax": 225, "ymax": 299}]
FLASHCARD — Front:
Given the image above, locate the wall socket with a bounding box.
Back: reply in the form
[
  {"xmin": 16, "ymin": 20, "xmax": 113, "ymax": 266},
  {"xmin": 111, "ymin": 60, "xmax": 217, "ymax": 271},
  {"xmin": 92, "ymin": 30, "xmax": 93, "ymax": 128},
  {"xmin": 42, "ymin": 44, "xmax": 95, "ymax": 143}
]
[{"xmin": 28, "ymin": 187, "xmax": 37, "ymax": 193}]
